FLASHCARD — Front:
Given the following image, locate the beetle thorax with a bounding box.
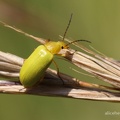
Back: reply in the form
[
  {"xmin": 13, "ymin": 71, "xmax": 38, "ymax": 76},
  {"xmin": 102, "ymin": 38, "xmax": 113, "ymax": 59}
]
[{"xmin": 45, "ymin": 41, "xmax": 68, "ymax": 54}]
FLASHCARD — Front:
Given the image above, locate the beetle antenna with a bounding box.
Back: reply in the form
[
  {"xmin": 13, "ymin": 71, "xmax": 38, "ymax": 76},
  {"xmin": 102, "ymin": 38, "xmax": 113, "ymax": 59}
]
[
  {"xmin": 65, "ymin": 39, "xmax": 91, "ymax": 47},
  {"xmin": 62, "ymin": 13, "xmax": 73, "ymax": 41}
]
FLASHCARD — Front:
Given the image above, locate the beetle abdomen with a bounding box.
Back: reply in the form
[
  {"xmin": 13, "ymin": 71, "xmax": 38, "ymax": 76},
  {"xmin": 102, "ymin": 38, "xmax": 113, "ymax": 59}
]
[{"xmin": 20, "ymin": 45, "xmax": 53, "ymax": 87}]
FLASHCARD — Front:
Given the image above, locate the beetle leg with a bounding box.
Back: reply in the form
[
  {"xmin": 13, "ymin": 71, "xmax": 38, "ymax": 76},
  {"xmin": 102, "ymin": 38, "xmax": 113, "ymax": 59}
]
[{"xmin": 52, "ymin": 60, "xmax": 64, "ymax": 85}]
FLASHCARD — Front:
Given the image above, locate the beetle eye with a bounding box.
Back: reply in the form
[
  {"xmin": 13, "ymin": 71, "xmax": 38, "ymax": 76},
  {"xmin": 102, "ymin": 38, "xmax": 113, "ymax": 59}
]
[{"xmin": 61, "ymin": 46, "xmax": 64, "ymax": 49}]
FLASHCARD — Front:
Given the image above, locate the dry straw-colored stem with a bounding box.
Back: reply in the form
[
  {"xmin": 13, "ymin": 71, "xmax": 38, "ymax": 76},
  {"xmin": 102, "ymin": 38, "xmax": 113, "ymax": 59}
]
[{"xmin": 0, "ymin": 21, "xmax": 120, "ymax": 102}]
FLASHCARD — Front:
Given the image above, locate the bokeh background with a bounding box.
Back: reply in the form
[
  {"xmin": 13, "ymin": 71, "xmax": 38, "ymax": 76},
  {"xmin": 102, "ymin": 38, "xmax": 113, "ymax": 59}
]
[{"xmin": 0, "ymin": 0, "xmax": 120, "ymax": 120}]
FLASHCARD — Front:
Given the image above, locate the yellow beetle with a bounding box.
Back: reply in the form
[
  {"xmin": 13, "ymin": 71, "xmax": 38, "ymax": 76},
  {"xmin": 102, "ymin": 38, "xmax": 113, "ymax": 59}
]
[{"xmin": 20, "ymin": 14, "xmax": 73, "ymax": 88}]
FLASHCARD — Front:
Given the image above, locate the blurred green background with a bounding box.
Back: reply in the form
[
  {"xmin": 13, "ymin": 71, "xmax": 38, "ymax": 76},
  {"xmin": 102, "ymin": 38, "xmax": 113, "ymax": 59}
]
[{"xmin": 0, "ymin": 0, "xmax": 120, "ymax": 120}]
